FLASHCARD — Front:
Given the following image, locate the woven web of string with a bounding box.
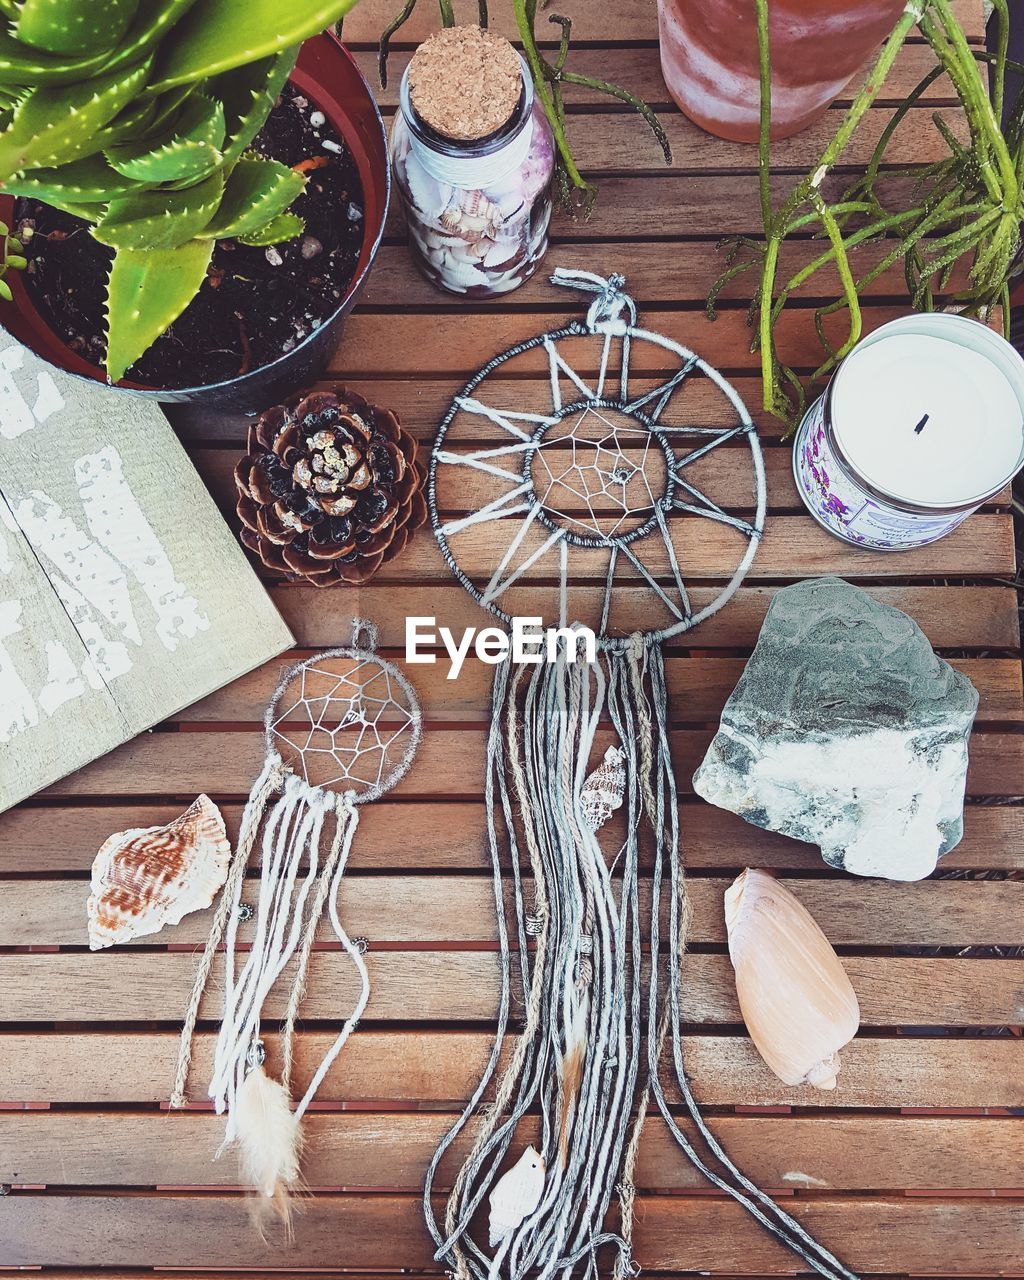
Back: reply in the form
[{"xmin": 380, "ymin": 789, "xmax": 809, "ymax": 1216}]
[
  {"xmin": 432, "ymin": 270, "xmax": 766, "ymax": 648},
  {"xmin": 269, "ymin": 654, "xmax": 418, "ymax": 799}
]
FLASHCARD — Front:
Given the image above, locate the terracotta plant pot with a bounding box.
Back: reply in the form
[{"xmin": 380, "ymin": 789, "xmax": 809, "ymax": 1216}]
[
  {"xmin": 657, "ymin": 0, "xmax": 907, "ymax": 143},
  {"xmin": 0, "ymin": 33, "xmax": 389, "ymax": 410}
]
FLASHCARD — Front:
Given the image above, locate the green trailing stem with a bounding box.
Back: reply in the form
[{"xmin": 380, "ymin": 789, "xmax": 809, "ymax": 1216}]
[
  {"xmin": 376, "ymin": 1, "xmax": 671, "ymax": 214},
  {"xmin": 710, "ymin": 0, "xmax": 1024, "ymax": 427},
  {"xmin": 0, "ymin": 0, "xmax": 363, "ymax": 381}
]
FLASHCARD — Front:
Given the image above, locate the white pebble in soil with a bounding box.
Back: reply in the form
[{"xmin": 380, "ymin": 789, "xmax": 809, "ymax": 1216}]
[
  {"xmin": 322, "ymin": 139, "xmax": 343, "ymax": 154},
  {"xmin": 347, "ymin": 203, "xmax": 362, "ymax": 221},
  {"xmin": 265, "ymin": 246, "xmax": 284, "ymax": 266},
  {"xmin": 301, "ymin": 236, "xmax": 323, "ymax": 260},
  {"xmin": 310, "ymin": 110, "xmax": 326, "ymax": 127}
]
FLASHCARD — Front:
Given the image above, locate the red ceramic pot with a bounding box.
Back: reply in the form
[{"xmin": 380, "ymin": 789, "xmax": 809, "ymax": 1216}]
[
  {"xmin": 657, "ymin": 0, "xmax": 907, "ymax": 143},
  {"xmin": 0, "ymin": 33, "xmax": 389, "ymax": 410}
]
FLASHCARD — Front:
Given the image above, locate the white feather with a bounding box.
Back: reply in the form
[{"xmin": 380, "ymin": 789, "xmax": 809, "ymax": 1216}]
[
  {"xmin": 233, "ymin": 1064, "xmax": 302, "ymax": 1229},
  {"xmin": 488, "ymin": 1145, "xmax": 546, "ymax": 1248}
]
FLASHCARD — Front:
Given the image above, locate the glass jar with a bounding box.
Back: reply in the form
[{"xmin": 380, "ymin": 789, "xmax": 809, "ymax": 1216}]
[
  {"xmin": 390, "ymin": 56, "xmax": 555, "ymax": 297},
  {"xmin": 657, "ymin": 0, "xmax": 906, "ymax": 142}
]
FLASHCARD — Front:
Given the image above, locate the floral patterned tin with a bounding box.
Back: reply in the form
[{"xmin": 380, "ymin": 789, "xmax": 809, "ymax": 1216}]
[{"xmin": 793, "ymin": 314, "xmax": 1024, "ymax": 551}]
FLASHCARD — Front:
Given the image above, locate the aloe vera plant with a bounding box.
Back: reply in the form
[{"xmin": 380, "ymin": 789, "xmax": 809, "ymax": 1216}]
[{"xmin": 0, "ymin": 0, "xmax": 361, "ymax": 382}]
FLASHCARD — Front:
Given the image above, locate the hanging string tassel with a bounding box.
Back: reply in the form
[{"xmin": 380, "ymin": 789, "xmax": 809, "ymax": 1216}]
[
  {"xmin": 426, "ymin": 646, "xmax": 642, "ymax": 1280},
  {"xmin": 169, "ymin": 755, "xmax": 283, "ymax": 1111}
]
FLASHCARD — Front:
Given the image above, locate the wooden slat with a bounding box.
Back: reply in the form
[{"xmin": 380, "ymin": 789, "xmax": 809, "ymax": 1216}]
[
  {"xmin": 339, "ymin": 0, "xmax": 986, "ymax": 47},
  {"xmin": 421, "ymin": 105, "xmax": 970, "ymax": 172},
  {"xmin": 319, "ymin": 514, "xmax": 1019, "ymax": 581},
  {"xmin": 4, "ymin": 1111, "xmax": 1021, "ymax": 1191},
  {"xmin": 327, "ymin": 305, "xmax": 954, "ymax": 376},
  {"xmin": 4, "ymin": 800, "xmax": 1020, "ymax": 875},
  {"xmin": 359, "ymin": 240, "xmax": 974, "ymax": 311},
  {"xmin": 166, "ymin": 354, "xmax": 1008, "ymax": 446},
  {"xmin": 182, "ymin": 655, "xmax": 1022, "ymax": 724},
  {"xmin": 8, "ymin": 876, "xmax": 1023, "ymax": 949},
  {"xmin": 353, "ymin": 46, "xmax": 960, "ymax": 112},
  {"xmin": 37, "ymin": 726, "xmax": 1024, "ymax": 798},
  {"xmin": 2, "ymin": 1193, "xmax": 1020, "ymax": 1272},
  {"xmin": 4, "ymin": 1031, "xmax": 1020, "ymax": 1109},
  {"xmin": 0, "ymin": 951, "xmax": 1018, "ymax": 1026},
  {"xmin": 264, "ymin": 584, "xmax": 1023, "ymax": 652},
  {"xmin": 195, "ymin": 437, "xmax": 1010, "ymax": 521},
  {"xmin": 198, "ymin": 441, "xmax": 808, "ymax": 517}
]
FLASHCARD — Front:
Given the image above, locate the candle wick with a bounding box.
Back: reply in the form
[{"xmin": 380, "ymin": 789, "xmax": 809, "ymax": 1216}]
[{"xmin": 913, "ymin": 413, "xmax": 930, "ymax": 435}]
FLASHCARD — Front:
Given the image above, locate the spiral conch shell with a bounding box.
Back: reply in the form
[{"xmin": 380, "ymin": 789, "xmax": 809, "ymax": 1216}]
[
  {"xmin": 580, "ymin": 745, "xmax": 626, "ymax": 831},
  {"xmin": 724, "ymin": 869, "xmax": 860, "ymax": 1090},
  {"xmin": 87, "ymin": 795, "xmax": 231, "ymax": 950}
]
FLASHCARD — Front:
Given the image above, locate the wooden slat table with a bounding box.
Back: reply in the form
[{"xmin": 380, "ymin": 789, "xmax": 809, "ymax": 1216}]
[{"xmin": 2, "ymin": 1, "xmax": 1022, "ymax": 1276}]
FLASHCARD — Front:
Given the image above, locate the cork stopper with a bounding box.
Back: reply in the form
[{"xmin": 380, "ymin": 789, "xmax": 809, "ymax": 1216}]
[{"xmin": 408, "ymin": 25, "xmax": 523, "ymax": 142}]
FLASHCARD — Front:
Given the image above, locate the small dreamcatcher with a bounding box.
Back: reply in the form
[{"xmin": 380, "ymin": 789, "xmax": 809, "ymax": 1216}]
[
  {"xmin": 424, "ymin": 271, "xmax": 856, "ymax": 1280},
  {"xmin": 171, "ymin": 620, "xmax": 421, "ymax": 1227}
]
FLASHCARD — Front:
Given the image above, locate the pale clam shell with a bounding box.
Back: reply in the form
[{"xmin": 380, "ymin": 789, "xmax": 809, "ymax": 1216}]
[
  {"xmin": 724, "ymin": 869, "xmax": 860, "ymax": 1090},
  {"xmin": 87, "ymin": 795, "xmax": 232, "ymax": 950}
]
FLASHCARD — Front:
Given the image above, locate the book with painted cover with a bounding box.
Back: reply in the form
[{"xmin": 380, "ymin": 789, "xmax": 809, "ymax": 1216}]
[{"xmin": 0, "ymin": 334, "xmax": 294, "ymax": 813}]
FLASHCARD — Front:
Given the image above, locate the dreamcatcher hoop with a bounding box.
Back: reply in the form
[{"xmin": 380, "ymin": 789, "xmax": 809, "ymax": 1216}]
[
  {"xmin": 264, "ymin": 619, "xmax": 422, "ymax": 803},
  {"xmin": 430, "ymin": 269, "xmax": 767, "ymax": 649}
]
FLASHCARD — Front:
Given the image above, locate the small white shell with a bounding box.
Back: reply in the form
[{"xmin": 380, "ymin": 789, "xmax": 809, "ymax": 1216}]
[
  {"xmin": 406, "ymin": 160, "xmax": 451, "ymax": 220},
  {"xmin": 87, "ymin": 795, "xmax": 232, "ymax": 950},
  {"xmin": 580, "ymin": 745, "xmax": 626, "ymax": 831},
  {"xmin": 488, "ymin": 1145, "xmax": 546, "ymax": 1248}
]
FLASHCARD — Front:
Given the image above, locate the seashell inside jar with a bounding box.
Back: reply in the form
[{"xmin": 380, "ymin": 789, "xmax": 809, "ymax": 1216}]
[{"xmin": 390, "ymin": 25, "xmax": 555, "ymax": 298}]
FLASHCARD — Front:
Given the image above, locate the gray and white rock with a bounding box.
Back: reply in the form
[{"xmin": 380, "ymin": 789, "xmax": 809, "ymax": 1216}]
[{"xmin": 693, "ymin": 577, "xmax": 979, "ymax": 881}]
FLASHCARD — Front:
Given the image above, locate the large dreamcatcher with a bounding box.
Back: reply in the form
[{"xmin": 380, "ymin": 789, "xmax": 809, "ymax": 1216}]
[
  {"xmin": 423, "ymin": 271, "xmax": 856, "ymax": 1280},
  {"xmin": 171, "ymin": 620, "xmax": 421, "ymax": 1227}
]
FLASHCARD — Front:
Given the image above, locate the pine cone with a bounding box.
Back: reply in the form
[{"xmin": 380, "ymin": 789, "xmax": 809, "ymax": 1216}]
[{"xmin": 235, "ymin": 387, "xmax": 428, "ymax": 586}]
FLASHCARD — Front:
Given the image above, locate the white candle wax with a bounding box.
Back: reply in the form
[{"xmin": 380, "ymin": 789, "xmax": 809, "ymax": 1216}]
[{"xmin": 831, "ymin": 325, "xmax": 1024, "ymax": 507}]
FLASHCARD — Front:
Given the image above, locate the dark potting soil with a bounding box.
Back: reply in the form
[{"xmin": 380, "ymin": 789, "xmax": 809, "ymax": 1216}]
[{"xmin": 16, "ymin": 83, "xmax": 366, "ymax": 388}]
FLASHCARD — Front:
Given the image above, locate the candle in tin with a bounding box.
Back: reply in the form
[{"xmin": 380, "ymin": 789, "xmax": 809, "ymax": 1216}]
[{"xmin": 793, "ymin": 313, "xmax": 1024, "ymax": 550}]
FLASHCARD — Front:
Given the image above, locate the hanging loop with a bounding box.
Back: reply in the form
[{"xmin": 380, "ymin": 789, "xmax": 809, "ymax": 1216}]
[
  {"xmin": 351, "ymin": 617, "xmax": 379, "ymax": 652},
  {"xmin": 550, "ymin": 267, "xmax": 638, "ymax": 333}
]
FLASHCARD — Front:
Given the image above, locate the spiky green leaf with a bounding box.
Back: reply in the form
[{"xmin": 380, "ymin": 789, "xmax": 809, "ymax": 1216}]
[
  {"xmin": 105, "ymin": 238, "xmax": 214, "ymax": 382},
  {"xmin": 89, "ymin": 101, "xmax": 161, "ymax": 167},
  {"xmin": 0, "ymin": 0, "xmax": 197, "ymax": 85},
  {"xmin": 3, "ymin": 154, "xmax": 152, "ymax": 202},
  {"xmin": 0, "ymin": 57, "xmax": 150, "ymax": 179},
  {"xmin": 93, "ymin": 171, "xmax": 224, "ymax": 250},
  {"xmin": 203, "ymin": 155, "xmax": 304, "ymax": 238},
  {"xmin": 15, "ymin": 0, "xmax": 138, "ymax": 58},
  {"xmin": 90, "ymin": 0, "xmax": 201, "ymax": 80},
  {"xmin": 45, "ymin": 197, "xmax": 105, "ymax": 219},
  {"xmin": 236, "ymin": 211, "xmax": 305, "ymax": 246},
  {"xmin": 0, "ymin": 29, "xmax": 114, "ymax": 85},
  {"xmin": 147, "ymin": 0, "xmax": 360, "ymax": 89},
  {"xmin": 212, "ymin": 48, "xmax": 297, "ymax": 167},
  {"xmin": 106, "ymin": 93, "xmax": 225, "ymax": 183}
]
